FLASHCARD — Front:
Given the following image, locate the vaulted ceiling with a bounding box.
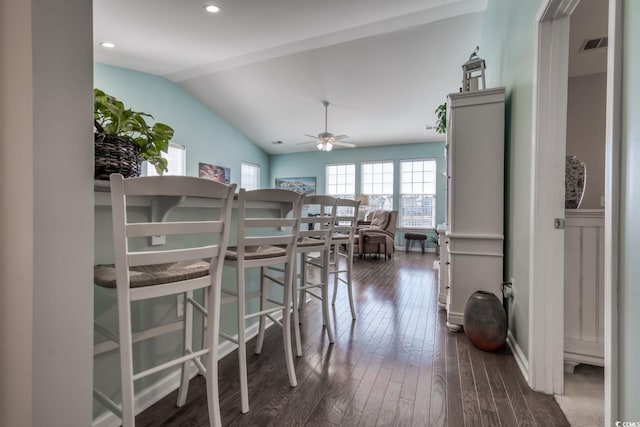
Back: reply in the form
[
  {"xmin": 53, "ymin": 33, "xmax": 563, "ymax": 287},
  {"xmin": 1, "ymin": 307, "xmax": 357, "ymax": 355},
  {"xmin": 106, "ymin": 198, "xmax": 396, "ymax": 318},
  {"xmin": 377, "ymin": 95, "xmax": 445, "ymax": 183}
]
[
  {"xmin": 94, "ymin": 0, "xmax": 488, "ymax": 154},
  {"xmin": 93, "ymin": 0, "xmax": 608, "ymax": 155}
]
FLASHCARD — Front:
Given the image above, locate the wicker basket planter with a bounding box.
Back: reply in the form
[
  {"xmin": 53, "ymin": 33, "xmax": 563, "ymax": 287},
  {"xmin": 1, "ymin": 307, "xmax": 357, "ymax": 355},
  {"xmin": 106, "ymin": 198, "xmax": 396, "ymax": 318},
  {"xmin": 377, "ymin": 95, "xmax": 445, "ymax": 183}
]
[
  {"xmin": 94, "ymin": 133, "xmax": 142, "ymax": 180},
  {"xmin": 93, "ymin": 88, "xmax": 174, "ymax": 179}
]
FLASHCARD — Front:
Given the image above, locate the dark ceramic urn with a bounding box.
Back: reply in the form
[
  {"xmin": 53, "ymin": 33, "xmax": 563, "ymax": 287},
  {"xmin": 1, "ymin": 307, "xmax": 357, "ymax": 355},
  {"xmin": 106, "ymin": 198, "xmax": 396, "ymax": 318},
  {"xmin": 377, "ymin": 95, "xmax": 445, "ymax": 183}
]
[{"xmin": 463, "ymin": 290, "xmax": 507, "ymax": 351}]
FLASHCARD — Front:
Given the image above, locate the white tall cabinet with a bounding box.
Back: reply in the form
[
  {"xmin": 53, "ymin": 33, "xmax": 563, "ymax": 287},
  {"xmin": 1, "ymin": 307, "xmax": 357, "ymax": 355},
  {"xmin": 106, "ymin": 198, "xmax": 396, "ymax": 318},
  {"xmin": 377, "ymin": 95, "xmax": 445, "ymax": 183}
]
[{"xmin": 442, "ymin": 87, "xmax": 505, "ymax": 330}]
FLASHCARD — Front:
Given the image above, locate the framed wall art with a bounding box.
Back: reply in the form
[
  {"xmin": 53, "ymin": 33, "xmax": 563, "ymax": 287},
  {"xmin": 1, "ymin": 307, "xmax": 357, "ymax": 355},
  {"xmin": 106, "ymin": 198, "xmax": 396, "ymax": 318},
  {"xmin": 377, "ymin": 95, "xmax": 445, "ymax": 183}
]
[
  {"xmin": 275, "ymin": 177, "xmax": 316, "ymax": 194},
  {"xmin": 199, "ymin": 162, "xmax": 230, "ymax": 184}
]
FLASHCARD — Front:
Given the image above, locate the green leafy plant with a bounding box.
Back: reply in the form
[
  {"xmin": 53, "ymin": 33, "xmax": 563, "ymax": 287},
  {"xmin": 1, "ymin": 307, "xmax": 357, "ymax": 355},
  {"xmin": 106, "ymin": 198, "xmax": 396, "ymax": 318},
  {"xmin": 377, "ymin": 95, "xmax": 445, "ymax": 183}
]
[
  {"xmin": 94, "ymin": 88, "xmax": 174, "ymax": 175},
  {"xmin": 435, "ymin": 102, "xmax": 447, "ymax": 135}
]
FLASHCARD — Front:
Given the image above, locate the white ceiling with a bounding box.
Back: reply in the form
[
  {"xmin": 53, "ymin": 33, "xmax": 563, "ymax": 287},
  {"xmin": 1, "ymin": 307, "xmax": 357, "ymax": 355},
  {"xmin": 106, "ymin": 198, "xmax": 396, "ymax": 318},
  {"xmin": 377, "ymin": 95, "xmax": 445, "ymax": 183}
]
[
  {"xmin": 93, "ymin": 0, "xmax": 608, "ymax": 155},
  {"xmin": 94, "ymin": 0, "xmax": 489, "ymax": 154}
]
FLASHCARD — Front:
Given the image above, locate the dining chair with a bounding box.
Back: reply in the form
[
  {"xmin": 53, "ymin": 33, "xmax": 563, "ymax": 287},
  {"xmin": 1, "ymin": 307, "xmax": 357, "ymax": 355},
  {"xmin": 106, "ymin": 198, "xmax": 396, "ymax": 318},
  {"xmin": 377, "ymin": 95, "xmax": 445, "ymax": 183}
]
[
  {"xmin": 330, "ymin": 198, "xmax": 360, "ymax": 320},
  {"xmin": 220, "ymin": 188, "xmax": 303, "ymax": 414},
  {"xmin": 93, "ymin": 174, "xmax": 236, "ymax": 427}
]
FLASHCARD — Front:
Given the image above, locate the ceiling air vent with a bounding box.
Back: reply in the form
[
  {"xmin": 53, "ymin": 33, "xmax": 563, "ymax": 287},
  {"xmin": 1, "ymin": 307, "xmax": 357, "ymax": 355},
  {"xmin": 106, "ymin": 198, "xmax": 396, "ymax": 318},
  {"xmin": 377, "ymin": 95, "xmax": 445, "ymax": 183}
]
[{"xmin": 581, "ymin": 37, "xmax": 608, "ymax": 52}]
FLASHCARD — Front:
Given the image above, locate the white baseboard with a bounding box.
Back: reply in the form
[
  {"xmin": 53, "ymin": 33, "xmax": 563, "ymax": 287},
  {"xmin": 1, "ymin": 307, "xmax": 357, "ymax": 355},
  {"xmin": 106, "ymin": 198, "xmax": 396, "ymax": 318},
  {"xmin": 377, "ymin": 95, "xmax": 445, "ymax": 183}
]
[
  {"xmin": 446, "ymin": 310, "xmax": 464, "ymax": 327},
  {"xmin": 92, "ymin": 313, "xmax": 283, "ymax": 427},
  {"xmin": 404, "ymin": 247, "xmax": 437, "ymax": 253},
  {"xmin": 507, "ymin": 329, "xmax": 529, "ymax": 383}
]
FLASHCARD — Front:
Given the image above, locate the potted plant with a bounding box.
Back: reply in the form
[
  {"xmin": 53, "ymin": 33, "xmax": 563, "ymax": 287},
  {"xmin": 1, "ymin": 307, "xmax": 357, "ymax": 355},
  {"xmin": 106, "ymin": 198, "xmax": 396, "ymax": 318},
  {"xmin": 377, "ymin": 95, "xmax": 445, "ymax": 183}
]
[
  {"xmin": 435, "ymin": 102, "xmax": 447, "ymax": 134},
  {"xmin": 93, "ymin": 88, "xmax": 174, "ymax": 179}
]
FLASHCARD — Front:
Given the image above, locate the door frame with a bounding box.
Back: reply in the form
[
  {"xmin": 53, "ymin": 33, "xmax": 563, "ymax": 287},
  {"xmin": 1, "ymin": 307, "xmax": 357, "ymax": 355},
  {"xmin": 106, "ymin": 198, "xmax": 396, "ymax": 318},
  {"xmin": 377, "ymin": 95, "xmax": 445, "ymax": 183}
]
[
  {"xmin": 529, "ymin": 0, "xmax": 578, "ymax": 396},
  {"xmin": 529, "ymin": 0, "xmax": 620, "ymax": 423},
  {"xmin": 603, "ymin": 0, "xmax": 621, "ymax": 423}
]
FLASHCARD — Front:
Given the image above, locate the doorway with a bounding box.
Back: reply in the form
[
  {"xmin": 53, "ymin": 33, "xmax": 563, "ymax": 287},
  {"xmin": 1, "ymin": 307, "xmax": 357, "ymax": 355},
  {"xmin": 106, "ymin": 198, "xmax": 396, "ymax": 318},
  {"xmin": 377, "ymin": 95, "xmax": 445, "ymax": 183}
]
[
  {"xmin": 554, "ymin": 0, "xmax": 608, "ymax": 424},
  {"xmin": 529, "ymin": 0, "xmax": 620, "ymax": 424}
]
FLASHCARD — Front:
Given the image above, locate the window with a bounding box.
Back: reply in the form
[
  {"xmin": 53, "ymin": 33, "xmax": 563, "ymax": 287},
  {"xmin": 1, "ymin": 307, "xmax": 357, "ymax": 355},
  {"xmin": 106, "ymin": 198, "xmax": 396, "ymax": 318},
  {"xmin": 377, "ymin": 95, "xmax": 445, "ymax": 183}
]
[
  {"xmin": 325, "ymin": 163, "xmax": 355, "ymax": 199},
  {"xmin": 145, "ymin": 143, "xmax": 186, "ymax": 176},
  {"xmin": 400, "ymin": 159, "xmax": 437, "ymax": 228},
  {"xmin": 241, "ymin": 162, "xmax": 260, "ymax": 190},
  {"xmin": 325, "ymin": 163, "xmax": 356, "ymax": 220},
  {"xmin": 361, "ymin": 161, "xmax": 394, "ymax": 211}
]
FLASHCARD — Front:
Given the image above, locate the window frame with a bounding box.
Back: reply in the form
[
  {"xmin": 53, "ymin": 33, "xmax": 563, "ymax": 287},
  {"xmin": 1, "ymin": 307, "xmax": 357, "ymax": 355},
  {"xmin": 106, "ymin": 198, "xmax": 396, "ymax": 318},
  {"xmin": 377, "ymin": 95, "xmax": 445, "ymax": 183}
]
[
  {"xmin": 241, "ymin": 161, "xmax": 260, "ymax": 191},
  {"xmin": 324, "ymin": 162, "xmax": 356, "ymax": 199},
  {"xmin": 360, "ymin": 160, "xmax": 394, "ymax": 211},
  {"xmin": 144, "ymin": 142, "xmax": 186, "ymax": 176},
  {"xmin": 399, "ymin": 158, "xmax": 437, "ymax": 229}
]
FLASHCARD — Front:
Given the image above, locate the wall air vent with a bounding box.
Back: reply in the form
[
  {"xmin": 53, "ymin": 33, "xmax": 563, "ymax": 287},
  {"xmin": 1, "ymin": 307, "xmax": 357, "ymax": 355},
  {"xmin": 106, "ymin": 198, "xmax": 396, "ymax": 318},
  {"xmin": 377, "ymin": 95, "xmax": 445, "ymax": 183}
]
[{"xmin": 581, "ymin": 37, "xmax": 608, "ymax": 52}]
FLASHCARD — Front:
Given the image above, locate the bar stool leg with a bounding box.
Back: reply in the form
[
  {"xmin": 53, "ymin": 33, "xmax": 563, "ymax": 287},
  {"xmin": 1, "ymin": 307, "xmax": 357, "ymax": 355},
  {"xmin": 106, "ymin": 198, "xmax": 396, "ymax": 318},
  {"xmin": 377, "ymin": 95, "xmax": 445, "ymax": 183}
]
[
  {"xmin": 237, "ymin": 267, "xmax": 249, "ymax": 414},
  {"xmin": 297, "ymin": 256, "xmax": 304, "ymax": 321},
  {"xmin": 118, "ymin": 291, "xmax": 136, "ymax": 427},
  {"xmin": 292, "ymin": 256, "xmax": 303, "ymax": 357},
  {"xmin": 255, "ymin": 267, "xmax": 268, "ymax": 354},
  {"xmin": 204, "ymin": 284, "xmax": 222, "ymax": 427},
  {"xmin": 331, "ymin": 243, "xmax": 339, "ymax": 306},
  {"xmin": 321, "ymin": 249, "xmax": 335, "ymax": 343},
  {"xmin": 177, "ymin": 290, "xmax": 193, "ymax": 407},
  {"xmin": 283, "ymin": 262, "xmax": 298, "ymax": 387},
  {"xmin": 346, "ymin": 246, "xmax": 356, "ymax": 320}
]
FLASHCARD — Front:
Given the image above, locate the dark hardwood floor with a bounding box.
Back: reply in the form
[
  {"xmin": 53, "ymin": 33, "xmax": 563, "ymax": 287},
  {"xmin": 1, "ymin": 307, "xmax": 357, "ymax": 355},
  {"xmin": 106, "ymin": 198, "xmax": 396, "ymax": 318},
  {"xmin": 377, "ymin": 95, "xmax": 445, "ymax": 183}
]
[{"xmin": 137, "ymin": 251, "xmax": 569, "ymax": 426}]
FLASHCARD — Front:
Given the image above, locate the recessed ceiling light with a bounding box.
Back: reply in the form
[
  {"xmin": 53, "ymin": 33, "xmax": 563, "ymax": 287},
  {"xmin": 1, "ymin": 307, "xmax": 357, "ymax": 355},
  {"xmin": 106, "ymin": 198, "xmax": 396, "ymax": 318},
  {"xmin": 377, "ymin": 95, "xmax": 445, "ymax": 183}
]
[
  {"xmin": 204, "ymin": 4, "xmax": 220, "ymax": 13},
  {"xmin": 100, "ymin": 42, "xmax": 115, "ymax": 48}
]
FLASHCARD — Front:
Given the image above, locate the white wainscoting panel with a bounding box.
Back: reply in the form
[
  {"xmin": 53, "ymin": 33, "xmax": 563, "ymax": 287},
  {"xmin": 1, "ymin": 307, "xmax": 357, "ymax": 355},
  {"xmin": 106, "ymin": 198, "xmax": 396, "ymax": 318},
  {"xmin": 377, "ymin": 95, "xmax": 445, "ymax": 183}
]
[{"xmin": 564, "ymin": 209, "xmax": 604, "ymax": 367}]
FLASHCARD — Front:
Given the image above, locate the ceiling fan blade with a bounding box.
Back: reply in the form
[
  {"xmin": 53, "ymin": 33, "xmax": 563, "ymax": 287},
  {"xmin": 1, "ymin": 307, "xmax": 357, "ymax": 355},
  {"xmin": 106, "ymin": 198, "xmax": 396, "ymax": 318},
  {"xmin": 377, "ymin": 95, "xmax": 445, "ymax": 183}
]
[
  {"xmin": 333, "ymin": 135, "xmax": 349, "ymax": 141},
  {"xmin": 334, "ymin": 141, "xmax": 356, "ymax": 148},
  {"xmin": 304, "ymin": 134, "xmax": 319, "ymax": 139},
  {"xmin": 296, "ymin": 140, "xmax": 317, "ymax": 145}
]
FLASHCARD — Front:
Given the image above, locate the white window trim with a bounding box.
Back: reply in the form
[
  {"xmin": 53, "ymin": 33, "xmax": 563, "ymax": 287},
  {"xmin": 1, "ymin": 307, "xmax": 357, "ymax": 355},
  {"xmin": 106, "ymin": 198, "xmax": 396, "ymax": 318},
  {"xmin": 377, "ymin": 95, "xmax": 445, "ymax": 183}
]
[
  {"xmin": 325, "ymin": 162, "xmax": 356, "ymax": 198},
  {"xmin": 399, "ymin": 158, "xmax": 437, "ymax": 229},
  {"xmin": 241, "ymin": 161, "xmax": 260, "ymax": 191},
  {"xmin": 144, "ymin": 142, "xmax": 186, "ymax": 176},
  {"xmin": 361, "ymin": 160, "xmax": 394, "ymax": 211}
]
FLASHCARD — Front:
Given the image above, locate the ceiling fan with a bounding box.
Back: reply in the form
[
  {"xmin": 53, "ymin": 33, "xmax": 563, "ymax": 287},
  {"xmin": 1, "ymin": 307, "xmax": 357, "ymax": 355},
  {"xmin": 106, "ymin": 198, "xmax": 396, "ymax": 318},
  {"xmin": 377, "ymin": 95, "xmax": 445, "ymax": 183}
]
[{"xmin": 300, "ymin": 101, "xmax": 355, "ymax": 151}]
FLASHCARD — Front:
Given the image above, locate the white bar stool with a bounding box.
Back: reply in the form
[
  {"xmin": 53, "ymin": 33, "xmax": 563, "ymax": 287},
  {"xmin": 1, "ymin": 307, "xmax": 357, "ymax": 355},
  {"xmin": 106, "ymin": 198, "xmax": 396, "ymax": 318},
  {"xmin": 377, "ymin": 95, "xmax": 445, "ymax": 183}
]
[
  {"xmin": 288, "ymin": 195, "xmax": 338, "ymax": 356},
  {"xmin": 93, "ymin": 174, "xmax": 236, "ymax": 427},
  {"xmin": 220, "ymin": 188, "xmax": 303, "ymax": 414},
  {"xmin": 330, "ymin": 198, "xmax": 360, "ymax": 320}
]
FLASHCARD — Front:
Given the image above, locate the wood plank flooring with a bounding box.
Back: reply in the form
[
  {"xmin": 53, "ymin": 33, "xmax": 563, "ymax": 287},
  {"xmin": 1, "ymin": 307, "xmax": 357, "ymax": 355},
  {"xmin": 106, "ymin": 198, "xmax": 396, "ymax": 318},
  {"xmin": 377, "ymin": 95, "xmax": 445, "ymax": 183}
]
[{"xmin": 137, "ymin": 252, "xmax": 569, "ymax": 426}]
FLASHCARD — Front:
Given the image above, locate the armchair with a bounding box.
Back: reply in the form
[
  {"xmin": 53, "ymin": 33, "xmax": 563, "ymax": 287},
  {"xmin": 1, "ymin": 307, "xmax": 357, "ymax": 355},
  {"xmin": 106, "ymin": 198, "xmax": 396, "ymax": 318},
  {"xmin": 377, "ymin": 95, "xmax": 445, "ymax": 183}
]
[{"xmin": 355, "ymin": 210, "xmax": 398, "ymax": 259}]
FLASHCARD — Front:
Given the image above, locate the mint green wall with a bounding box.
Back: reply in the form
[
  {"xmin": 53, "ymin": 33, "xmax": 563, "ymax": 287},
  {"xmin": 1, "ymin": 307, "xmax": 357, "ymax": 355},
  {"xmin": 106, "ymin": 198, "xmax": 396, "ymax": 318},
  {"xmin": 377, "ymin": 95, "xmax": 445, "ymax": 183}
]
[
  {"xmin": 620, "ymin": 0, "xmax": 640, "ymax": 418},
  {"xmin": 480, "ymin": 0, "xmax": 542, "ymax": 359},
  {"xmin": 94, "ymin": 63, "xmax": 269, "ymax": 185},
  {"xmin": 269, "ymin": 142, "xmax": 446, "ymax": 226}
]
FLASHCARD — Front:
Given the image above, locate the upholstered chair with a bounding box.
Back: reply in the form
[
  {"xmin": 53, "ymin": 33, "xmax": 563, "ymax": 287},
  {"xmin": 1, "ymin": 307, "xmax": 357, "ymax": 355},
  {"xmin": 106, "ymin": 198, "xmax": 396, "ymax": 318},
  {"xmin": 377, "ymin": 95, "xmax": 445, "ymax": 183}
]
[{"xmin": 355, "ymin": 210, "xmax": 398, "ymax": 259}]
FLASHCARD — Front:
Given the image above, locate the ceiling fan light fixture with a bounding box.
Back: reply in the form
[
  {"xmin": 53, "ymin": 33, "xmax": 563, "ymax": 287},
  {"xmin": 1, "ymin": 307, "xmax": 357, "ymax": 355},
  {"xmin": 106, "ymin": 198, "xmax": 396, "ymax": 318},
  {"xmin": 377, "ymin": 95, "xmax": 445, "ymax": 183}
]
[
  {"xmin": 316, "ymin": 141, "xmax": 333, "ymax": 151},
  {"xmin": 302, "ymin": 100, "xmax": 353, "ymax": 151}
]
